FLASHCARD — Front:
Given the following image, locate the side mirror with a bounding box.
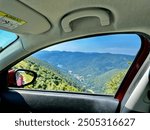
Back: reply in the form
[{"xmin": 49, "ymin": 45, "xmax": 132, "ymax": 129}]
[
  {"xmin": 15, "ymin": 69, "xmax": 37, "ymax": 87},
  {"xmin": 8, "ymin": 69, "xmax": 37, "ymax": 87}
]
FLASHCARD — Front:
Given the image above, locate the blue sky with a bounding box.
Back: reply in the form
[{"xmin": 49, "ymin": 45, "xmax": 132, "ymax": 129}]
[
  {"xmin": 0, "ymin": 30, "xmax": 141, "ymax": 56},
  {"xmin": 0, "ymin": 30, "xmax": 17, "ymax": 49},
  {"xmin": 45, "ymin": 34, "xmax": 141, "ymax": 56}
]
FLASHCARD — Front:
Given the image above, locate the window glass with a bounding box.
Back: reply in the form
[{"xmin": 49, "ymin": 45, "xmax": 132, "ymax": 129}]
[
  {"xmin": 0, "ymin": 29, "xmax": 17, "ymax": 52},
  {"xmin": 13, "ymin": 34, "xmax": 141, "ymax": 95}
]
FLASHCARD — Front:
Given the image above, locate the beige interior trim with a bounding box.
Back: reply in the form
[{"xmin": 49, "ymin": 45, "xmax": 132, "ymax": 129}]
[{"xmin": 61, "ymin": 8, "xmax": 110, "ymax": 32}]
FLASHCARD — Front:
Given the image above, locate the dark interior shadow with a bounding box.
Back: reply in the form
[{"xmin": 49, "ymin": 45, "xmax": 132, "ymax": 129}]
[{"xmin": 0, "ymin": 90, "xmax": 31, "ymax": 113}]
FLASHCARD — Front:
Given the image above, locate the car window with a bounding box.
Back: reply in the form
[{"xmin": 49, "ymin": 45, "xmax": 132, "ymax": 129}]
[
  {"xmin": 12, "ymin": 34, "xmax": 141, "ymax": 95},
  {"xmin": 0, "ymin": 29, "xmax": 17, "ymax": 52}
]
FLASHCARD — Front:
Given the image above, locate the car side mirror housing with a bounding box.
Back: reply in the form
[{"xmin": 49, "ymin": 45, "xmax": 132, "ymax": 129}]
[
  {"xmin": 15, "ymin": 69, "xmax": 37, "ymax": 87},
  {"xmin": 8, "ymin": 69, "xmax": 37, "ymax": 87}
]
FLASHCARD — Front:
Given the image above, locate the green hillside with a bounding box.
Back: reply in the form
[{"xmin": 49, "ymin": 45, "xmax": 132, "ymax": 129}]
[
  {"xmin": 105, "ymin": 69, "xmax": 127, "ymax": 95},
  {"xmin": 89, "ymin": 69, "xmax": 124, "ymax": 94},
  {"xmin": 13, "ymin": 59, "xmax": 82, "ymax": 92}
]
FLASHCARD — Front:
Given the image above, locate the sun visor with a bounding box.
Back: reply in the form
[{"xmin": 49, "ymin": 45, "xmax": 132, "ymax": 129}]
[{"xmin": 0, "ymin": 0, "xmax": 51, "ymax": 34}]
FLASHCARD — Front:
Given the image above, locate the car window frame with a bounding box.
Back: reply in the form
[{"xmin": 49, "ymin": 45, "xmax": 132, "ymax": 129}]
[
  {"xmin": 115, "ymin": 33, "xmax": 150, "ymax": 101},
  {"xmin": 6, "ymin": 32, "xmax": 145, "ymax": 98}
]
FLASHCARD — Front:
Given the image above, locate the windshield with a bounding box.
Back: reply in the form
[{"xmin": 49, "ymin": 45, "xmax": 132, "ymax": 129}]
[{"xmin": 0, "ymin": 29, "xmax": 17, "ymax": 52}]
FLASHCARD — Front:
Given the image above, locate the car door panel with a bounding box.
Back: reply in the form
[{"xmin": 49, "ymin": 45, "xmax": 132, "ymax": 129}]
[{"xmin": 0, "ymin": 89, "xmax": 119, "ymax": 113}]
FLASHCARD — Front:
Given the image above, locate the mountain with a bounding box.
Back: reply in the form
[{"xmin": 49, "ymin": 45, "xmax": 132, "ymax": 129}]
[
  {"xmin": 32, "ymin": 51, "xmax": 133, "ymax": 75},
  {"xmin": 32, "ymin": 51, "xmax": 134, "ymax": 94}
]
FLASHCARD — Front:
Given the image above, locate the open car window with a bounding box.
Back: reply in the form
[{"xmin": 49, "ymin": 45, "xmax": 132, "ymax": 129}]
[
  {"xmin": 12, "ymin": 34, "xmax": 141, "ymax": 95},
  {"xmin": 0, "ymin": 29, "xmax": 17, "ymax": 52}
]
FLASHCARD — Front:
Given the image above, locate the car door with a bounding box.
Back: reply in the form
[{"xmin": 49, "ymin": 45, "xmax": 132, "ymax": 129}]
[{"xmin": 0, "ymin": 33, "xmax": 143, "ymax": 113}]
